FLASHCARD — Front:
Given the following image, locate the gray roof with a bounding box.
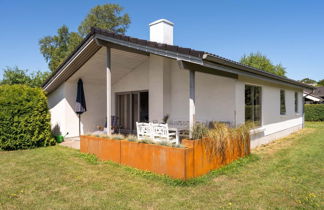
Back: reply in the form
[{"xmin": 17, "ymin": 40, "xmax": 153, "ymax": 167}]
[
  {"xmin": 43, "ymin": 27, "xmax": 315, "ymax": 93},
  {"xmin": 306, "ymin": 86, "xmax": 324, "ymax": 97}
]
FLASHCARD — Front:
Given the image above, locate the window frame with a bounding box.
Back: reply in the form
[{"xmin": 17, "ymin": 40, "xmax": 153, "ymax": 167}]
[
  {"xmin": 294, "ymin": 92, "xmax": 298, "ymax": 113},
  {"xmin": 245, "ymin": 84, "xmax": 262, "ymax": 126},
  {"xmin": 280, "ymin": 89, "xmax": 286, "ymax": 115}
]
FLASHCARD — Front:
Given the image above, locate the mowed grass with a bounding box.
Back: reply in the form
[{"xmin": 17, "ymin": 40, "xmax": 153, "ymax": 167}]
[{"xmin": 0, "ymin": 122, "xmax": 323, "ymax": 209}]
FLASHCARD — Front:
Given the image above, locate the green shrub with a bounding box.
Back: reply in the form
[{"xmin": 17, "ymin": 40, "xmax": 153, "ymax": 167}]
[
  {"xmin": 0, "ymin": 85, "xmax": 55, "ymax": 150},
  {"xmin": 305, "ymin": 104, "xmax": 324, "ymax": 121}
]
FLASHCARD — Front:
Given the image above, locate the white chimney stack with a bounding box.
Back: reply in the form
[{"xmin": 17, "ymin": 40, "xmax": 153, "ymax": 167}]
[{"xmin": 149, "ymin": 19, "xmax": 174, "ymax": 45}]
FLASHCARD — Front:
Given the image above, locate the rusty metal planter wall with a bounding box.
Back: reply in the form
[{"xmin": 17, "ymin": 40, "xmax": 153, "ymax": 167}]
[{"xmin": 80, "ymin": 136, "xmax": 249, "ymax": 180}]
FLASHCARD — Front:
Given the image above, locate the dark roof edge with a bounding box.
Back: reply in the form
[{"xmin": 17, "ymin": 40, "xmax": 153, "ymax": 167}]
[
  {"xmin": 203, "ymin": 54, "xmax": 315, "ymax": 90},
  {"xmin": 42, "ymin": 31, "xmax": 96, "ymax": 89}
]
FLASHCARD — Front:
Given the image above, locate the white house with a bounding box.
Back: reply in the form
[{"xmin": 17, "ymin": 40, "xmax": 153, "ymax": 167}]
[{"xmin": 43, "ymin": 19, "xmax": 314, "ymax": 148}]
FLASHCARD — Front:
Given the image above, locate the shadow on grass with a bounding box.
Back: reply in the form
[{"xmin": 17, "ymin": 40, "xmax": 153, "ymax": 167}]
[{"xmin": 76, "ymin": 152, "xmax": 260, "ymax": 187}]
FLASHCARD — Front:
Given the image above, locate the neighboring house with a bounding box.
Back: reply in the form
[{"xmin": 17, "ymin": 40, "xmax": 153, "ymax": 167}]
[
  {"xmin": 43, "ymin": 19, "xmax": 314, "ymax": 148},
  {"xmin": 304, "ymin": 87, "xmax": 324, "ymax": 104}
]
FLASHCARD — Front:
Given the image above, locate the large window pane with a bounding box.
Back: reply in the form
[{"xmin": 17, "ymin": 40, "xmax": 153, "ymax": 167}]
[
  {"xmin": 295, "ymin": 92, "xmax": 298, "ymax": 113},
  {"xmin": 280, "ymin": 90, "xmax": 286, "ymax": 115},
  {"xmin": 245, "ymin": 85, "xmax": 262, "ymax": 126},
  {"xmin": 245, "ymin": 86, "xmax": 253, "ymax": 122},
  {"xmin": 254, "ymin": 87, "xmax": 262, "ymax": 125}
]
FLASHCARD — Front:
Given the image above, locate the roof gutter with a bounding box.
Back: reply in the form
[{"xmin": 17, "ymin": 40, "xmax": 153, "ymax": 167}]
[{"xmin": 202, "ymin": 54, "xmax": 315, "ymax": 90}]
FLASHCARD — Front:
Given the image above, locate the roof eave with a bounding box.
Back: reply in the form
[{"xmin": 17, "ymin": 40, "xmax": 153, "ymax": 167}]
[{"xmin": 203, "ymin": 54, "xmax": 315, "ymax": 90}]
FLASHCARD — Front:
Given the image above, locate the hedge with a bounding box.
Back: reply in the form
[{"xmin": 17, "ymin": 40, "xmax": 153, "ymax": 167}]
[
  {"xmin": 304, "ymin": 104, "xmax": 324, "ymax": 121},
  {"xmin": 0, "ymin": 85, "xmax": 55, "ymax": 150}
]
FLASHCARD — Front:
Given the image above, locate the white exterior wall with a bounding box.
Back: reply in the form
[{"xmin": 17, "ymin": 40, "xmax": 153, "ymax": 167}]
[
  {"xmin": 195, "ymin": 72, "xmax": 236, "ymax": 123},
  {"xmin": 169, "ymin": 60, "xmax": 189, "ymax": 121},
  {"xmin": 48, "ymin": 47, "xmax": 107, "ymax": 137},
  {"xmin": 111, "ymin": 60, "xmax": 149, "ymax": 115},
  {"xmin": 63, "ymin": 81, "xmax": 79, "ymax": 137},
  {"xmin": 167, "ymin": 59, "xmax": 237, "ymax": 124},
  {"xmin": 48, "ymin": 83, "xmax": 68, "ymax": 136},
  {"xmin": 48, "ymin": 80, "xmax": 106, "ymax": 137},
  {"xmin": 148, "ymin": 55, "xmax": 165, "ymax": 122},
  {"xmin": 48, "ymin": 82, "xmax": 80, "ymax": 137}
]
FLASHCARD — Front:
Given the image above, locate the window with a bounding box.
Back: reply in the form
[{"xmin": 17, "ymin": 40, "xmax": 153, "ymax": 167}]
[
  {"xmin": 245, "ymin": 85, "xmax": 262, "ymax": 126},
  {"xmin": 295, "ymin": 92, "xmax": 298, "ymax": 113},
  {"xmin": 280, "ymin": 90, "xmax": 286, "ymax": 115}
]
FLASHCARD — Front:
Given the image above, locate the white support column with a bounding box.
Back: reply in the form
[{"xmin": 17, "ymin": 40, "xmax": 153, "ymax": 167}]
[
  {"xmin": 106, "ymin": 47, "xmax": 112, "ymax": 135},
  {"xmin": 189, "ymin": 70, "xmax": 196, "ymax": 138}
]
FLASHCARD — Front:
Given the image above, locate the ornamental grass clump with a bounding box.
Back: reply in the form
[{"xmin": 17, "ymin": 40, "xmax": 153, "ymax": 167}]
[
  {"xmin": 126, "ymin": 135, "xmax": 137, "ymax": 142},
  {"xmin": 158, "ymin": 140, "xmax": 172, "ymax": 147},
  {"xmin": 191, "ymin": 122, "xmax": 209, "ymax": 140},
  {"xmin": 138, "ymin": 138, "xmax": 155, "ymax": 144},
  {"xmin": 202, "ymin": 122, "xmax": 252, "ymax": 162},
  {"xmin": 111, "ymin": 134, "xmax": 125, "ymax": 140},
  {"xmin": 204, "ymin": 123, "xmax": 230, "ymax": 163},
  {"xmin": 234, "ymin": 122, "xmax": 254, "ymax": 156},
  {"xmin": 99, "ymin": 134, "xmax": 110, "ymax": 138}
]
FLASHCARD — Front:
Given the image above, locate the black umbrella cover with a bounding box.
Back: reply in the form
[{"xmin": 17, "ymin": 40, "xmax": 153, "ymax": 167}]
[{"xmin": 75, "ymin": 79, "xmax": 87, "ymax": 114}]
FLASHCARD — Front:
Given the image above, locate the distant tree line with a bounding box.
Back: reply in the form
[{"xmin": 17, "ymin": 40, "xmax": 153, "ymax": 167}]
[
  {"xmin": 299, "ymin": 78, "xmax": 324, "ymax": 87},
  {"xmin": 239, "ymin": 52, "xmax": 323, "ymax": 87},
  {"xmin": 0, "ymin": 67, "xmax": 50, "ymax": 87},
  {"xmin": 240, "ymin": 52, "xmax": 286, "ymax": 77}
]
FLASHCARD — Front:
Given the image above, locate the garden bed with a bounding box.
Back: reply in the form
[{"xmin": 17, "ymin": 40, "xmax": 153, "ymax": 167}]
[{"xmin": 80, "ymin": 134, "xmax": 250, "ymax": 180}]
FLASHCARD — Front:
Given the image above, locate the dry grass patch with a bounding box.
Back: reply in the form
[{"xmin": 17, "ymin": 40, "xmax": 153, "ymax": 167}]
[{"xmin": 254, "ymin": 127, "xmax": 316, "ymax": 155}]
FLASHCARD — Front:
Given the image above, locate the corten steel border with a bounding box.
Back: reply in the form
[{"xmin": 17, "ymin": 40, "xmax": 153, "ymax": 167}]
[{"xmin": 80, "ymin": 136, "xmax": 249, "ymax": 180}]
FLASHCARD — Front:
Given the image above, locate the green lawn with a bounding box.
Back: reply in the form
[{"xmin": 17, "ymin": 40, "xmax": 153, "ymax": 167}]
[{"xmin": 0, "ymin": 122, "xmax": 323, "ymax": 209}]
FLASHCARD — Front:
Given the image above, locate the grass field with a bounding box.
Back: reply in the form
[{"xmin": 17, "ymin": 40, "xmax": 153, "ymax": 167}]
[{"xmin": 0, "ymin": 122, "xmax": 323, "ymax": 209}]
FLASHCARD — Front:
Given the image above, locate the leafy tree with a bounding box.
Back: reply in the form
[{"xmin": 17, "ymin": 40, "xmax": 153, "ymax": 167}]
[
  {"xmin": 240, "ymin": 52, "xmax": 286, "ymax": 77},
  {"xmin": 300, "ymin": 78, "xmax": 317, "ymax": 84},
  {"xmin": 78, "ymin": 4, "xmax": 130, "ymax": 37},
  {"xmin": 39, "ymin": 25, "xmax": 83, "ymax": 72},
  {"xmin": 0, "ymin": 67, "xmax": 50, "ymax": 87},
  {"xmin": 39, "ymin": 4, "xmax": 130, "ymax": 72},
  {"xmin": 317, "ymin": 79, "xmax": 324, "ymax": 87}
]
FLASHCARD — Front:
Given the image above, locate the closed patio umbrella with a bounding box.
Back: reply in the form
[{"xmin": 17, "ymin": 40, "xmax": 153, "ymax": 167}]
[{"xmin": 75, "ymin": 79, "xmax": 87, "ymax": 136}]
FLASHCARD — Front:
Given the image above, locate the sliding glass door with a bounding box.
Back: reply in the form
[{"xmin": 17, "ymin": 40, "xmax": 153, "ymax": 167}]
[{"xmin": 116, "ymin": 91, "xmax": 148, "ymax": 133}]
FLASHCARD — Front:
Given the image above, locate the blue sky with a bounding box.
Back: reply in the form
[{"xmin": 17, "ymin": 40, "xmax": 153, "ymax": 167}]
[{"xmin": 0, "ymin": 0, "xmax": 323, "ymax": 80}]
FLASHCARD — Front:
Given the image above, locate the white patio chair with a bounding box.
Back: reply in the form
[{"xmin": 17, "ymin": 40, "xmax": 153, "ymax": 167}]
[
  {"xmin": 136, "ymin": 122, "xmax": 152, "ymax": 140},
  {"xmin": 151, "ymin": 123, "xmax": 179, "ymax": 145}
]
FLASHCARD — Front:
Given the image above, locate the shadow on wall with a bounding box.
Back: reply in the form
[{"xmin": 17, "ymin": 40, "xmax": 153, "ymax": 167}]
[
  {"xmin": 65, "ymin": 81, "xmax": 107, "ymax": 135},
  {"xmin": 52, "ymin": 123, "xmax": 62, "ymax": 136}
]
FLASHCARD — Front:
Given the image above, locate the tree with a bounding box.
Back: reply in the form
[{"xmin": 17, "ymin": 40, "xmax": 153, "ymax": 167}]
[
  {"xmin": 300, "ymin": 78, "xmax": 317, "ymax": 84},
  {"xmin": 240, "ymin": 52, "xmax": 286, "ymax": 77},
  {"xmin": 0, "ymin": 67, "xmax": 50, "ymax": 87},
  {"xmin": 317, "ymin": 79, "xmax": 324, "ymax": 87},
  {"xmin": 39, "ymin": 4, "xmax": 130, "ymax": 72},
  {"xmin": 39, "ymin": 25, "xmax": 83, "ymax": 72},
  {"xmin": 78, "ymin": 4, "xmax": 130, "ymax": 37}
]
